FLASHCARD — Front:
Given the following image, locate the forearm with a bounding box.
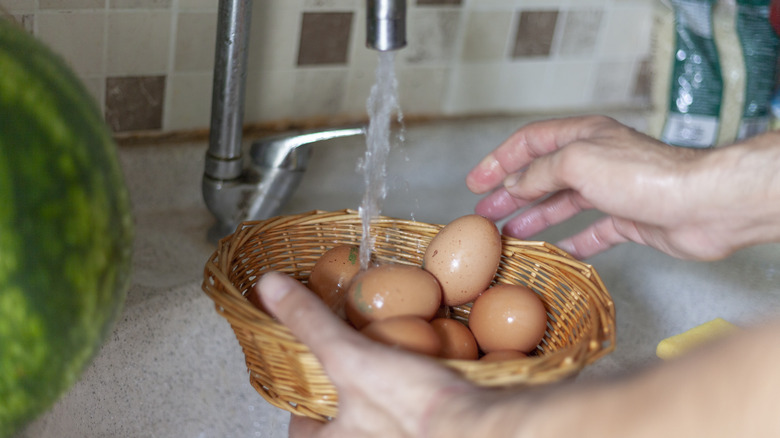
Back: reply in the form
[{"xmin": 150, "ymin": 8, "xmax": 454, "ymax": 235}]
[
  {"xmin": 430, "ymin": 320, "xmax": 780, "ymax": 438},
  {"xmin": 693, "ymin": 131, "xmax": 780, "ymax": 253}
]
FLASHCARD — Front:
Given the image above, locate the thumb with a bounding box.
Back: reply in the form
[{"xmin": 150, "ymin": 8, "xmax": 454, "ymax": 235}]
[{"xmin": 255, "ymin": 272, "xmax": 372, "ymax": 375}]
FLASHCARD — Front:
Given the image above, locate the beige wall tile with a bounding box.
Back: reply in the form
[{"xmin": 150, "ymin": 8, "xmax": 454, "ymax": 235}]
[
  {"xmin": 538, "ymin": 60, "xmax": 596, "ymax": 109},
  {"xmin": 348, "ymin": 6, "xmax": 379, "ymax": 71},
  {"xmin": 591, "ymin": 60, "xmax": 635, "ymax": 105},
  {"xmin": 247, "ymin": 2, "xmax": 300, "ymax": 72},
  {"xmin": 403, "ymin": 9, "xmax": 461, "ymax": 65},
  {"xmin": 179, "ymin": 0, "xmax": 217, "ymax": 11},
  {"xmin": 566, "ymin": 0, "xmax": 609, "ymax": 5},
  {"xmin": 445, "ymin": 64, "xmax": 508, "ymax": 114},
  {"xmin": 5, "ymin": 0, "xmax": 657, "ymax": 133},
  {"xmin": 107, "ymin": 10, "xmax": 171, "ymax": 75},
  {"xmin": 110, "ymin": 0, "xmax": 170, "ymax": 8},
  {"xmin": 304, "ymin": 0, "xmax": 358, "ymax": 8},
  {"xmin": 174, "ymin": 11, "xmax": 217, "ymax": 72},
  {"xmin": 243, "ymin": 69, "xmax": 295, "ymax": 122},
  {"xmin": 79, "ymin": 75, "xmax": 105, "ymax": 112},
  {"xmin": 417, "ymin": 0, "xmax": 462, "ymax": 5},
  {"xmin": 397, "ymin": 66, "xmax": 446, "ymax": 116},
  {"xmin": 1, "ymin": 0, "xmax": 35, "ymax": 12},
  {"xmin": 292, "ymin": 68, "xmax": 348, "ymax": 119},
  {"xmin": 495, "ymin": 60, "xmax": 552, "ymax": 112},
  {"xmin": 40, "ymin": 0, "xmax": 105, "ymax": 9},
  {"xmin": 599, "ymin": 6, "xmax": 653, "ymax": 58},
  {"xmin": 166, "ymin": 73, "xmax": 212, "ymax": 131},
  {"xmin": 341, "ymin": 67, "xmax": 375, "ymax": 117},
  {"xmin": 516, "ymin": 0, "xmax": 565, "ymax": 7},
  {"xmin": 461, "ymin": 11, "xmax": 512, "ymax": 63},
  {"xmin": 37, "ymin": 11, "xmax": 105, "ymax": 75}
]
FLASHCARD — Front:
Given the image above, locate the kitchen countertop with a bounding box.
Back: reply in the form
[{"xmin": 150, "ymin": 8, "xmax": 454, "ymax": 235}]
[{"xmin": 19, "ymin": 113, "xmax": 780, "ymax": 437}]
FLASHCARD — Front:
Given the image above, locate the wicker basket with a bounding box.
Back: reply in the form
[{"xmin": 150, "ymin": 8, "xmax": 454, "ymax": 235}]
[{"xmin": 202, "ymin": 209, "xmax": 615, "ymax": 420}]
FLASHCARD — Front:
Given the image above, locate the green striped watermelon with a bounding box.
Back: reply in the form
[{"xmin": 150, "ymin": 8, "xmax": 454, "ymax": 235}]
[{"xmin": 0, "ymin": 17, "xmax": 134, "ymax": 437}]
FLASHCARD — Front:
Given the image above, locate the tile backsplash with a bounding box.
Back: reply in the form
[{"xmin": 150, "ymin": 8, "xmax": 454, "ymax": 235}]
[{"xmin": 2, "ymin": 0, "xmax": 655, "ymax": 135}]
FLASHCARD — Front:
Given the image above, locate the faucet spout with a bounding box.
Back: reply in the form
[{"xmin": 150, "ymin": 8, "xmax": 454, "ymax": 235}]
[
  {"xmin": 366, "ymin": 0, "xmax": 407, "ymax": 51},
  {"xmin": 204, "ymin": 0, "xmax": 404, "ymax": 242},
  {"xmin": 203, "ymin": 126, "xmax": 366, "ymax": 242}
]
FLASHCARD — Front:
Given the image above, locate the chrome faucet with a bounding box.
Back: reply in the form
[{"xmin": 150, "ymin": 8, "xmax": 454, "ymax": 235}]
[
  {"xmin": 367, "ymin": 0, "xmax": 407, "ymax": 51},
  {"xmin": 203, "ymin": 0, "xmax": 407, "ymax": 241}
]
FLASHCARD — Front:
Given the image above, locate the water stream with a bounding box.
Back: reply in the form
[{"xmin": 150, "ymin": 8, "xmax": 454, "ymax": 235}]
[{"xmin": 358, "ymin": 52, "xmax": 402, "ymax": 269}]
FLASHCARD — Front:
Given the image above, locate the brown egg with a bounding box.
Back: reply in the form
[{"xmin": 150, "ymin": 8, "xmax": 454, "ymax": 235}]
[
  {"xmin": 468, "ymin": 284, "xmax": 547, "ymax": 353},
  {"xmin": 345, "ymin": 263, "xmax": 442, "ymax": 329},
  {"xmin": 479, "ymin": 350, "xmax": 527, "ymax": 362},
  {"xmin": 308, "ymin": 245, "xmax": 361, "ymax": 318},
  {"xmin": 430, "ymin": 318, "xmax": 479, "ymax": 360},
  {"xmin": 361, "ymin": 316, "xmax": 442, "ymax": 356},
  {"xmin": 423, "ymin": 214, "xmax": 501, "ymax": 306}
]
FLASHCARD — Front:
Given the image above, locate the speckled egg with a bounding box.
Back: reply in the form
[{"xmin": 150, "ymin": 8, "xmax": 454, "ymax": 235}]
[
  {"xmin": 423, "ymin": 214, "xmax": 501, "ymax": 306},
  {"xmin": 345, "ymin": 263, "xmax": 442, "ymax": 329},
  {"xmin": 308, "ymin": 245, "xmax": 362, "ymax": 318}
]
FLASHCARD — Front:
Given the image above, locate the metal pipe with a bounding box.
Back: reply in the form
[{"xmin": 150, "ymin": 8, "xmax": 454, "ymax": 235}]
[
  {"xmin": 366, "ymin": 0, "xmax": 407, "ymax": 51},
  {"xmin": 204, "ymin": 0, "xmax": 252, "ymax": 181}
]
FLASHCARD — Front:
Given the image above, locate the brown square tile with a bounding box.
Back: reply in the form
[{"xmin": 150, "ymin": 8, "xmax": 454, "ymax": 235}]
[
  {"xmin": 111, "ymin": 0, "xmax": 171, "ymax": 8},
  {"xmin": 633, "ymin": 57, "xmax": 652, "ymax": 100},
  {"xmin": 2, "ymin": 0, "xmax": 35, "ymax": 13},
  {"xmin": 511, "ymin": 10, "xmax": 559, "ymax": 58},
  {"xmin": 39, "ymin": 0, "xmax": 105, "ymax": 9},
  {"xmin": 417, "ymin": 0, "xmax": 462, "ymax": 5},
  {"xmin": 105, "ymin": 75, "xmax": 166, "ymax": 132},
  {"xmin": 297, "ymin": 12, "xmax": 353, "ymax": 66},
  {"xmin": 11, "ymin": 14, "xmax": 34, "ymax": 33}
]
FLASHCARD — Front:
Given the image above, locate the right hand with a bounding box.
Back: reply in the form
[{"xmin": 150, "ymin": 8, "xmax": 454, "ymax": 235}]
[
  {"xmin": 254, "ymin": 272, "xmax": 482, "ymax": 438},
  {"xmin": 466, "ymin": 116, "xmax": 776, "ymax": 260}
]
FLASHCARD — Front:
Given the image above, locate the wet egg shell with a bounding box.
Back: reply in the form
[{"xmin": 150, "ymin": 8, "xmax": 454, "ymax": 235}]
[
  {"xmin": 360, "ymin": 316, "xmax": 442, "ymax": 356},
  {"xmin": 423, "ymin": 214, "xmax": 501, "ymax": 306},
  {"xmin": 468, "ymin": 284, "xmax": 547, "ymax": 353},
  {"xmin": 308, "ymin": 245, "xmax": 361, "ymax": 318},
  {"xmin": 479, "ymin": 350, "xmax": 527, "ymax": 362},
  {"xmin": 345, "ymin": 263, "xmax": 442, "ymax": 329},
  {"xmin": 430, "ymin": 318, "xmax": 479, "ymax": 360}
]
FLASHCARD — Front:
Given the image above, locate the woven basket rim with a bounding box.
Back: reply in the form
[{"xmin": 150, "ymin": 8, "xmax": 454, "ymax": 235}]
[{"xmin": 202, "ymin": 209, "xmax": 616, "ymax": 420}]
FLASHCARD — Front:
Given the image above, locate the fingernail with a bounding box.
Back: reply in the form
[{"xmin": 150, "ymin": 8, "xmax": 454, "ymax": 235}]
[
  {"xmin": 258, "ymin": 272, "xmax": 291, "ymax": 304},
  {"xmin": 504, "ymin": 172, "xmax": 522, "ymax": 189},
  {"xmin": 477, "ymin": 155, "xmax": 500, "ymax": 172},
  {"xmin": 556, "ymin": 239, "xmax": 577, "ymax": 257}
]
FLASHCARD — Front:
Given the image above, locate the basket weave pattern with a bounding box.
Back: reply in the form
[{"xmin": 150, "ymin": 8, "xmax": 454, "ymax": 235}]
[{"xmin": 202, "ymin": 209, "xmax": 615, "ymax": 420}]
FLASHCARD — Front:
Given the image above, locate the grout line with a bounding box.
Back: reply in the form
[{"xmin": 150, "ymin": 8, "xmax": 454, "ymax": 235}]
[
  {"xmin": 162, "ymin": 0, "xmax": 180, "ymax": 131},
  {"xmin": 101, "ymin": 0, "xmax": 109, "ymax": 116},
  {"xmin": 441, "ymin": 0, "xmax": 470, "ymax": 114}
]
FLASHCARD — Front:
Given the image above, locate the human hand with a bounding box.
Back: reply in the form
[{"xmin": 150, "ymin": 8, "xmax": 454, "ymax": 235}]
[
  {"xmin": 254, "ymin": 272, "xmax": 480, "ymax": 438},
  {"xmin": 466, "ymin": 115, "xmax": 743, "ymax": 260}
]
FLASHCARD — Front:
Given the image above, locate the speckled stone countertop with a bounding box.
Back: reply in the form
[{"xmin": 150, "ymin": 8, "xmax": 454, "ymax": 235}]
[{"xmin": 19, "ymin": 113, "xmax": 780, "ymax": 437}]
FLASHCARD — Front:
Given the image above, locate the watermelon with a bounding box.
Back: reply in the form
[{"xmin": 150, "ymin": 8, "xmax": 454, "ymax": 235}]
[{"xmin": 0, "ymin": 18, "xmax": 134, "ymax": 437}]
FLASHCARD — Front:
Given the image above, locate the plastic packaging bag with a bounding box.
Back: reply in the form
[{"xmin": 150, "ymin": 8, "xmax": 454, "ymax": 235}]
[{"xmin": 649, "ymin": 0, "xmax": 780, "ymax": 147}]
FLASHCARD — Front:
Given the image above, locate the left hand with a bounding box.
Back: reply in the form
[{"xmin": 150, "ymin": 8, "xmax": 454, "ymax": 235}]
[{"xmin": 255, "ymin": 272, "xmax": 480, "ymax": 438}]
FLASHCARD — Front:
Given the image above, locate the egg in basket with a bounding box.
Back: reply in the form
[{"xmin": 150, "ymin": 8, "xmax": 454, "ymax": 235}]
[{"xmin": 202, "ymin": 209, "xmax": 615, "ymax": 420}]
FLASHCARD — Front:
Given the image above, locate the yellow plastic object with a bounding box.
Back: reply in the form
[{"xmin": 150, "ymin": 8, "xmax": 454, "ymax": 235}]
[{"xmin": 656, "ymin": 318, "xmax": 739, "ymax": 360}]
